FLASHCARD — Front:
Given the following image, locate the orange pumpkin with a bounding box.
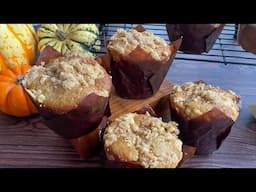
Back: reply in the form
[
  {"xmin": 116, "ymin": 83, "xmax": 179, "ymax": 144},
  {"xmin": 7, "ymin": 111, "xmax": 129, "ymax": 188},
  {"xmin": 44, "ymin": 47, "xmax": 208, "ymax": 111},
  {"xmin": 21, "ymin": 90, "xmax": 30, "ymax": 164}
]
[
  {"xmin": 0, "ymin": 64, "xmax": 38, "ymax": 117},
  {"xmin": 0, "ymin": 54, "xmax": 6, "ymax": 71}
]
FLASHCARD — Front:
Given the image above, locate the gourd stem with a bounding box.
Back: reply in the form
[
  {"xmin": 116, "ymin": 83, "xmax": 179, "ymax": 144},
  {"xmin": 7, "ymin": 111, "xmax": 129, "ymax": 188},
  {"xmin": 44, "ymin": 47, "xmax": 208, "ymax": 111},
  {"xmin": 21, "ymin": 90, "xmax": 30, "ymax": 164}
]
[
  {"xmin": 56, "ymin": 30, "xmax": 66, "ymax": 41},
  {"xmin": 16, "ymin": 75, "xmax": 24, "ymax": 85}
]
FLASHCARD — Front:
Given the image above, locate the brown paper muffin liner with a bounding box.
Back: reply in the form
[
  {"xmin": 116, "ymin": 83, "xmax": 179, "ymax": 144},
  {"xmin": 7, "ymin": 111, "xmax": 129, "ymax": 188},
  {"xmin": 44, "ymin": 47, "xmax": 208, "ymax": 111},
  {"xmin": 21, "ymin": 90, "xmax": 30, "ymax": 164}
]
[
  {"xmin": 23, "ymin": 46, "xmax": 112, "ymax": 159},
  {"xmin": 102, "ymin": 145, "xmax": 195, "ymax": 168},
  {"xmin": 100, "ymin": 104, "xmax": 195, "ymax": 168},
  {"xmin": 169, "ymin": 101, "xmax": 235, "ymax": 155},
  {"xmin": 30, "ymin": 93, "xmax": 110, "ymax": 139},
  {"xmin": 237, "ymin": 24, "xmax": 256, "ymax": 54},
  {"xmin": 108, "ymin": 26, "xmax": 182, "ymax": 99},
  {"xmin": 25, "ymin": 46, "xmax": 112, "ymax": 139},
  {"xmin": 36, "ymin": 46, "xmax": 63, "ymax": 65},
  {"xmin": 70, "ymin": 116, "xmax": 109, "ymax": 159},
  {"xmin": 166, "ymin": 24, "xmax": 224, "ymax": 54},
  {"xmin": 95, "ymin": 54, "xmax": 111, "ymax": 74},
  {"xmin": 24, "ymin": 90, "xmax": 111, "ymax": 159}
]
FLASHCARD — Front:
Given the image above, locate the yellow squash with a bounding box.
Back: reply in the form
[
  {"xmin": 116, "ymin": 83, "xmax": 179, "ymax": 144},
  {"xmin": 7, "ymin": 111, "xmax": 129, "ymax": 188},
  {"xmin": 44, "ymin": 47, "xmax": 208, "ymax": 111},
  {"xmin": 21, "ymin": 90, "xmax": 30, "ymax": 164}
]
[{"xmin": 0, "ymin": 24, "xmax": 37, "ymax": 70}]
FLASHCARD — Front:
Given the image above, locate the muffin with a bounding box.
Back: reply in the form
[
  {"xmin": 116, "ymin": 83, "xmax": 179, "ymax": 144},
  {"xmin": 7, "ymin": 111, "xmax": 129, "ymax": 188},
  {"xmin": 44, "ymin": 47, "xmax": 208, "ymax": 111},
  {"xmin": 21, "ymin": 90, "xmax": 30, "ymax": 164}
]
[
  {"xmin": 107, "ymin": 25, "xmax": 181, "ymax": 99},
  {"xmin": 36, "ymin": 45, "xmax": 62, "ymax": 65},
  {"xmin": 238, "ymin": 24, "xmax": 256, "ymax": 54},
  {"xmin": 103, "ymin": 112, "xmax": 183, "ymax": 168},
  {"xmin": 169, "ymin": 81, "xmax": 240, "ymax": 154},
  {"xmin": 22, "ymin": 49, "xmax": 112, "ymax": 139},
  {"xmin": 166, "ymin": 24, "xmax": 224, "ymax": 54}
]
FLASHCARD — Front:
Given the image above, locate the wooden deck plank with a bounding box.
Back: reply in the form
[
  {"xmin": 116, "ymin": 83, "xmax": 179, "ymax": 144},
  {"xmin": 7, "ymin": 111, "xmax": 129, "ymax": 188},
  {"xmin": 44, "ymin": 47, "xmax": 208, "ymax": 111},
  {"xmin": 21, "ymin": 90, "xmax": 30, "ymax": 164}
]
[
  {"xmin": 223, "ymin": 27, "xmax": 236, "ymax": 31},
  {"xmin": 182, "ymin": 154, "xmax": 256, "ymax": 168},
  {"xmin": 225, "ymin": 57, "xmax": 256, "ymax": 65},
  {"xmin": 221, "ymin": 44, "xmax": 245, "ymax": 51},
  {"xmin": 219, "ymin": 34, "xmax": 236, "ymax": 39},
  {"xmin": 221, "ymin": 30, "xmax": 236, "ymax": 35},
  {"xmin": 223, "ymin": 50, "xmax": 256, "ymax": 59},
  {"xmin": 219, "ymin": 39, "xmax": 238, "ymax": 45},
  {"xmin": 175, "ymin": 53, "xmax": 224, "ymax": 62}
]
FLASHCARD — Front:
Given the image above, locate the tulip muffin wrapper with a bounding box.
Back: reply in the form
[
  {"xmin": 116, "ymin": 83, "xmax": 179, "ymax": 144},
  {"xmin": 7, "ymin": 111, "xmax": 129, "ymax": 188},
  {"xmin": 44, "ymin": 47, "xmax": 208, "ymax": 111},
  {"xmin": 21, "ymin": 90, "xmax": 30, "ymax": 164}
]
[
  {"xmin": 166, "ymin": 24, "xmax": 224, "ymax": 54},
  {"xmin": 169, "ymin": 80, "xmax": 240, "ymax": 155},
  {"xmin": 30, "ymin": 93, "xmax": 111, "ymax": 139},
  {"xmin": 23, "ymin": 46, "xmax": 112, "ymax": 159},
  {"xmin": 169, "ymin": 100, "xmax": 236, "ymax": 155},
  {"xmin": 169, "ymin": 80, "xmax": 241, "ymax": 155},
  {"xmin": 238, "ymin": 24, "xmax": 256, "ymax": 54},
  {"xmin": 108, "ymin": 25, "xmax": 182, "ymax": 99},
  {"xmin": 99, "ymin": 99, "xmax": 196, "ymax": 168},
  {"xmin": 109, "ymin": 39, "xmax": 181, "ymax": 99}
]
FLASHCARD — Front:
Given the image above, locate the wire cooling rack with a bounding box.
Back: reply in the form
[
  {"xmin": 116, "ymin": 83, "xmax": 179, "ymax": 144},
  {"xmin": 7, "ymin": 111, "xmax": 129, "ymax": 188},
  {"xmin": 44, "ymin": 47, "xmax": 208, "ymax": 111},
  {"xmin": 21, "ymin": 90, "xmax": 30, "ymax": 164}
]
[{"xmin": 34, "ymin": 24, "xmax": 256, "ymax": 66}]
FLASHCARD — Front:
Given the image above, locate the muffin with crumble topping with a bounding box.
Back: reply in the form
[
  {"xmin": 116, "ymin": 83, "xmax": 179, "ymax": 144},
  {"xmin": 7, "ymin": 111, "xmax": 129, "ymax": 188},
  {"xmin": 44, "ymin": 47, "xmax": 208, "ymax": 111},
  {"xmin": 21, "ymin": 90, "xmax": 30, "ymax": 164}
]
[
  {"xmin": 169, "ymin": 81, "xmax": 240, "ymax": 154},
  {"xmin": 103, "ymin": 112, "xmax": 183, "ymax": 168},
  {"xmin": 22, "ymin": 49, "xmax": 112, "ymax": 139},
  {"xmin": 107, "ymin": 25, "xmax": 181, "ymax": 99}
]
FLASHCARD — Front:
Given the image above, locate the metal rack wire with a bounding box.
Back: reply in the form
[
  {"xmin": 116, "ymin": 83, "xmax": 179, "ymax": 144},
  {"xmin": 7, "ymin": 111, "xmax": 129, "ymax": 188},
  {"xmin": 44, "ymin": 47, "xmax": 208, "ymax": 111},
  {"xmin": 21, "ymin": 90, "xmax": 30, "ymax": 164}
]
[
  {"xmin": 97, "ymin": 24, "xmax": 256, "ymax": 67},
  {"xmin": 33, "ymin": 24, "xmax": 256, "ymax": 67}
]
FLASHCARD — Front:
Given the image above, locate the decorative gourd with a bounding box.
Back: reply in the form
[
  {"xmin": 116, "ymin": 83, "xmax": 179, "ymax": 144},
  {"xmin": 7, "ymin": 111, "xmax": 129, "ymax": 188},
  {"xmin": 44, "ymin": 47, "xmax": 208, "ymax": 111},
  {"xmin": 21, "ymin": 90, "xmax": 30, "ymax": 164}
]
[
  {"xmin": 0, "ymin": 24, "xmax": 37, "ymax": 70},
  {"xmin": 0, "ymin": 64, "xmax": 38, "ymax": 117},
  {"xmin": 37, "ymin": 24, "xmax": 101, "ymax": 55}
]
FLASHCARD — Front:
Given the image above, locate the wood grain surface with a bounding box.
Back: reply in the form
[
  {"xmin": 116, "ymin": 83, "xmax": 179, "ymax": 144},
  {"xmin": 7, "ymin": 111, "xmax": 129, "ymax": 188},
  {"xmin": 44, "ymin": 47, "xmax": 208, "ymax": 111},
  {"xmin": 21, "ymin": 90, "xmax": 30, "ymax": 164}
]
[{"xmin": 109, "ymin": 80, "xmax": 173, "ymax": 121}]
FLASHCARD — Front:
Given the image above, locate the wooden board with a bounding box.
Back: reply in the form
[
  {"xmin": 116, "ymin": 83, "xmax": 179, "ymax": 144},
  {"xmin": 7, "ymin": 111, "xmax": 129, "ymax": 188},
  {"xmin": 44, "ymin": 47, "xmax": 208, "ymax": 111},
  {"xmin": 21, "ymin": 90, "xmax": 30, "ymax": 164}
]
[{"xmin": 109, "ymin": 79, "xmax": 173, "ymax": 121}]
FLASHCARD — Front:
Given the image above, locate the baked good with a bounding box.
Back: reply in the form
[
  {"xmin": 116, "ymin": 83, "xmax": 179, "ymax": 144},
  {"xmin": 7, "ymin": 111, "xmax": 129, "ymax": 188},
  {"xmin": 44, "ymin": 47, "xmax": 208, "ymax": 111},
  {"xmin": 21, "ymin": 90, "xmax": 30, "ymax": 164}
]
[
  {"xmin": 166, "ymin": 24, "xmax": 224, "ymax": 54},
  {"xmin": 22, "ymin": 49, "xmax": 112, "ymax": 139},
  {"xmin": 169, "ymin": 81, "xmax": 240, "ymax": 154},
  {"xmin": 107, "ymin": 25, "xmax": 181, "ymax": 99},
  {"xmin": 238, "ymin": 24, "xmax": 256, "ymax": 54},
  {"xmin": 103, "ymin": 112, "xmax": 183, "ymax": 168}
]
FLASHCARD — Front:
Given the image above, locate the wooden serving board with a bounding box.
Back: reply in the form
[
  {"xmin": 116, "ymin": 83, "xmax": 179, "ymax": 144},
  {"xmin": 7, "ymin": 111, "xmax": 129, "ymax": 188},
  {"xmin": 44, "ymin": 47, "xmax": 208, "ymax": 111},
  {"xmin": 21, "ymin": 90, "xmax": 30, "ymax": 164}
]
[
  {"xmin": 109, "ymin": 79, "xmax": 174, "ymax": 120},
  {"xmin": 71, "ymin": 79, "xmax": 174, "ymax": 159}
]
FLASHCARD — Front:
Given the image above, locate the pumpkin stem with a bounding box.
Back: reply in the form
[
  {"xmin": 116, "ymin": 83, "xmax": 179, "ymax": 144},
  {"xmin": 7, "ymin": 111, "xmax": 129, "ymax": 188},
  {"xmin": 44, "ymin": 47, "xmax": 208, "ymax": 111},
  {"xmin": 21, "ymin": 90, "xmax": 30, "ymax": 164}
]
[
  {"xmin": 56, "ymin": 30, "xmax": 66, "ymax": 41},
  {"xmin": 16, "ymin": 75, "xmax": 24, "ymax": 85}
]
